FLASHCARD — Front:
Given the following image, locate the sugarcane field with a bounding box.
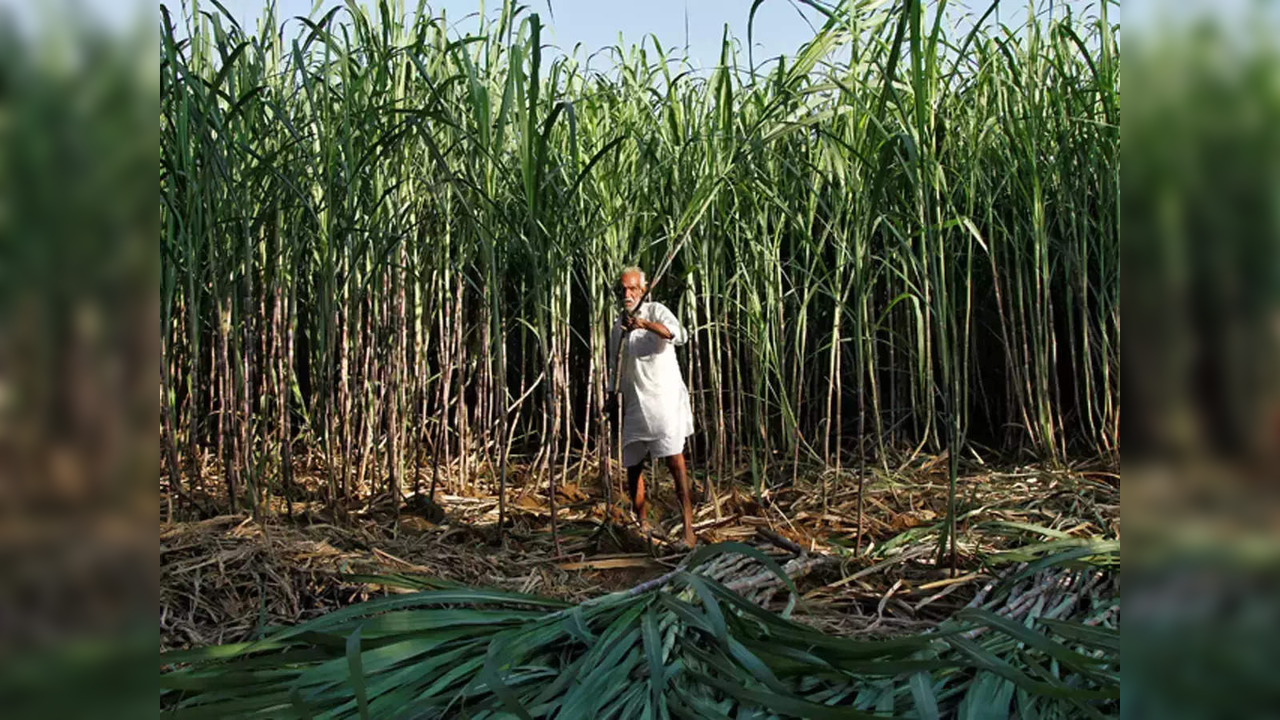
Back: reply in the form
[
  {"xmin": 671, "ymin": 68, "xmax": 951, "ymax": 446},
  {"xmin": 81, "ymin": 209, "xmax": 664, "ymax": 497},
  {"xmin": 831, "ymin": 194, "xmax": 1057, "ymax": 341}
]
[{"xmin": 159, "ymin": 0, "xmax": 1120, "ymax": 716}]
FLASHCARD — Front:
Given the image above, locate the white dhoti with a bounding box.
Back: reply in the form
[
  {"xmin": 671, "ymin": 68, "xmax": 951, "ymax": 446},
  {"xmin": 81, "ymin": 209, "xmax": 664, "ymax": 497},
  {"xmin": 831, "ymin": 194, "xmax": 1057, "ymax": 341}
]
[
  {"xmin": 607, "ymin": 301, "xmax": 694, "ymax": 468},
  {"xmin": 621, "ymin": 434, "xmax": 686, "ymax": 468}
]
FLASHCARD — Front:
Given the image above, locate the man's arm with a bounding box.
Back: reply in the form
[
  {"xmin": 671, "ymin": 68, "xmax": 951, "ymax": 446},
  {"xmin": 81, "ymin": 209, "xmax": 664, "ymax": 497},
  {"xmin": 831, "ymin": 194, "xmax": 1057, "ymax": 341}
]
[
  {"xmin": 621, "ymin": 303, "xmax": 685, "ymax": 343},
  {"xmin": 646, "ymin": 303, "xmax": 686, "ymax": 345},
  {"xmin": 636, "ymin": 317, "xmax": 674, "ymax": 340}
]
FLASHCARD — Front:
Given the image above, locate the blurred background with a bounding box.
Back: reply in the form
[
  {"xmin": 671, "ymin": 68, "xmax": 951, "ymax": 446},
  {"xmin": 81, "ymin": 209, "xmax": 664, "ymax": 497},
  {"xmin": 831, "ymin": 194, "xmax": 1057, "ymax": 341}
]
[
  {"xmin": 1122, "ymin": 1, "xmax": 1280, "ymax": 717},
  {"xmin": 0, "ymin": 0, "xmax": 155, "ymax": 717},
  {"xmin": 0, "ymin": 0, "xmax": 1277, "ymax": 716}
]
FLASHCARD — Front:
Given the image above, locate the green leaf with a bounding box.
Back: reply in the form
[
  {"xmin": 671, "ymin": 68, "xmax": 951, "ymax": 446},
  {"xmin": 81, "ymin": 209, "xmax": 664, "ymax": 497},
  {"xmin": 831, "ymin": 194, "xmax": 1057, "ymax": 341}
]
[
  {"xmin": 987, "ymin": 541, "xmax": 1118, "ymax": 572},
  {"xmin": 656, "ymin": 595, "xmax": 715, "ymax": 636},
  {"xmin": 480, "ymin": 634, "xmax": 534, "ymax": 720},
  {"xmin": 265, "ymin": 589, "xmax": 568, "ymax": 646},
  {"xmin": 725, "ymin": 636, "xmax": 787, "ymax": 694},
  {"xmin": 957, "ymin": 609, "xmax": 1114, "ymax": 675},
  {"xmin": 683, "ymin": 574, "xmax": 728, "ymax": 645},
  {"xmin": 564, "ymin": 605, "xmax": 597, "ymax": 645},
  {"xmin": 910, "ymin": 671, "xmax": 940, "ymax": 720},
  {"xmin": 958, "ymin": 671, "xmax": 1014, "ymax": 720},
  {"xmin": 1034, "ymin": 619, "xmax": 1119, "ymax": 653},
  {"xmin": 976, "ymin": 520, "xmax": 1075, "ymax": 540},
  {"xmin": 643, "ymin": 604, "xmax": 667, "ymax": 705},
  {"xmin": 690, "ymin": 671, "xmax": 888, "ymax": 719},
  {"xmin": 946, "ymin": 635, "xmax": 1117, "ymax": 702},
  {"xmin": 345, "ymin": 624, "xmax": 370, "ymax": 720}
]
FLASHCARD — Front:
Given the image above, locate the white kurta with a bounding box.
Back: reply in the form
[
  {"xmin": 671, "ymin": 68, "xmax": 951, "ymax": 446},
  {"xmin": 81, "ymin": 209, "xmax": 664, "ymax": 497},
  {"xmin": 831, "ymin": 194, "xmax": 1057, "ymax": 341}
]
[{"xmin": 607, "ymin": 301, "xmax": 694, "ymax": 446}]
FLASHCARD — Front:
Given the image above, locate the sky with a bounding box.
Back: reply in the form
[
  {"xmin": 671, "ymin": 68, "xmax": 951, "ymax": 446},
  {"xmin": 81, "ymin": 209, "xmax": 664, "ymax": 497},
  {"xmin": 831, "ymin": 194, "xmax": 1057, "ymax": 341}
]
[
  {"xmin": 9, "ymin": 0, "xmax": 1280, "ymax": 61},
  {"xmin": 166, "ymin": 0, "xmax": 1097, "ymax": 68},
  {"xmin": 0, "ymin": 0, "xmax": 1123, "ymax": 71}
]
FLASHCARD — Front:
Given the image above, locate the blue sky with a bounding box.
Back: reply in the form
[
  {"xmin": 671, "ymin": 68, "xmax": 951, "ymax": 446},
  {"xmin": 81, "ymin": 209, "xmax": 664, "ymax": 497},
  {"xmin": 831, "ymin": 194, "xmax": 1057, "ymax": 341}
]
[
  {"xmin": 168, "ymin": 0, "xmax": 1101, "ymax": 68},
  {"xmin": 1, "ymin": 0, "xmax": 1122, "ymax": 69},
  {"xmin": 12, "ymin": 0, "xmax": 1279, "ymax": 62},
  {"xmin": 178, "ymin": 0, "xmax": 841, "ymax": 69}
]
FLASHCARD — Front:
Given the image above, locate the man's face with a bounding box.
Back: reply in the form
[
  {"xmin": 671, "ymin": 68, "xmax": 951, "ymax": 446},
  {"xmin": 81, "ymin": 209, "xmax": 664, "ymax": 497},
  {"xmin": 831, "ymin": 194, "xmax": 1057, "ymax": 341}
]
[{"xmin": 617, "ymin": 271, "xmax": 645, "ymax": 311}]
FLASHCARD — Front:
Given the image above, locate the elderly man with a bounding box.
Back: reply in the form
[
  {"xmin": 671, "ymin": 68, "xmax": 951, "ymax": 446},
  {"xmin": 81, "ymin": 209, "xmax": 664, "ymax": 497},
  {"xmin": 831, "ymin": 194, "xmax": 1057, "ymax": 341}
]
[{"xmin": 606, "ymin": 266, "xmax": 697, "ymax": 547}]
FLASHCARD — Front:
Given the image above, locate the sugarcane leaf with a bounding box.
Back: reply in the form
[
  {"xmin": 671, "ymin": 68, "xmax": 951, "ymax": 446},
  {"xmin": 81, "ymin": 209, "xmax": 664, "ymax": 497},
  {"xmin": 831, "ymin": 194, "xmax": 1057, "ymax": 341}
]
[
  {"xmin": 1020, "ymin": 655, "xmax": 1111, "ymax": 720},
  {"xmin": 258, "ymin": 589, "xmax": 568, "ymax": 647},
  {"xmin": 559, "ymin": 622, "xmax": 643, "ymax": 717},
  {"xmin": 529, "ymin": 654, "xmax": 587, "ymax": 707},
  {"xmin": 725, "ymin": 636, "xmax": 787, "ymax": 694},
  {"xmin": 289, "ymin": 684, "xmax": 317, "ymax": 719},
  {"xmin": 160, "ymin": 668, "xmax": 301, "ymax": 692},
  {"xmin": 599, "ymin": 683, "xmax": 647, "ymax": 720},
  {"xmin": 987, "ymin": 541, "xmax": 1118, "ymax": 572},
  {"xmin": 345, "ymin": 624, "xmax": 370, "ymax": 720},
  {"xmin": 339, "ymin": 573, "xmax": 468, "ymax": 591},
  {"xmin": 690, "ymin": 671, "xmax": 890, "ymax": 719},
  {"xmin": 703, "ymin": 579, "xmax": 946, "ymax": 659},
  {"xmin": 480, "ymin": 634, "xmax": 534, "ymax": 720},
  {"xmin": 564, "ymin": 605, "xmax": 597, "ymax": 645},
  {"xmin": 946, "ymin": 635, "xmax": 1117, "ymax": 701},
  {"xmin": 643, "ymin": 603, "xmax": 667, "ymax": 704},
  {"xmin": 289, "ymin": 633, "xmax": 471, "ymax": 694},
  {"xmin": 910, "ymin": 671, "xmax": 940, "ymax": 720},
  {"xmin": 406, "ymin": 655, "xmax": 484, "ymax": 708},
  {"xmin": 874, "ymin": 682, "xmax": 896, "ymax": 715},
  {"xmin": 1035, "ymin": 618, "xmax": 1119, "ymax": 653},
  {"xmin": 976, "ymin": 520, "xmax": 1075, "ymax": 540},
  {"xmin": 161, "ymin": 640, "xmax": 293, "ymax": 667},
  {"xmin": 656, "ymin": 595, "xmax": 715, "ymax": 635},
  {"xmin": 1013, "ymin": 687, "xmax": 1046, "ymax": 720},
  {"xmin": 171, "ymin": 690, "xmax": 298, "ymax": 717},
  {"xmin": 734, "ymin": 637, "xmax": 831, "ymax": 672},
  {"xmin": 670, "ymin": 684, "xmax": 733, "ymax": 719},
  {"xmin": 683, "ymin": 575, "xmax": 728, "ymax": 645},
  {"xmin": 957, "ymin": 609, "xmax": 1113, "ymax": 674},
  {"xmin": 958, "ymin": 671, "xmax": 1014, "ymax": 720},
  {"xmin": 571, "ymin": 650, "xmax": 644, "ymax": 717},
  {"xmin": 344, "ymin": 608, "xmax": 543, "ymax": 636}
]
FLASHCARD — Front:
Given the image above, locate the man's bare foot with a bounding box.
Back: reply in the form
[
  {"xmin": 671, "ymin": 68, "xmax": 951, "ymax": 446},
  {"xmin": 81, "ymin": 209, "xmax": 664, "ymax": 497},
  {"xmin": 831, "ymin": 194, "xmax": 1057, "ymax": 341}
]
[
  {"xmin": 684, "ymin": 532, "xmax": 697, "ymax": 548},
  {"xmin": 667, "ymin": 536, "xmax": 695, "ymax": 554},
  {"xmin": 637, "ymin": 519, "xmax": 669, "ymax": 538}
]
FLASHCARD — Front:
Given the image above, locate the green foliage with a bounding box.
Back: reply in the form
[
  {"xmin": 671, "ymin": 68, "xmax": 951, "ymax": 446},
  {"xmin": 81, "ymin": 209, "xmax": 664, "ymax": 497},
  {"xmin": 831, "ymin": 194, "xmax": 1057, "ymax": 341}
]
[
  {"xmin": 161, "ymin": 544, "xmax": 1119, "ymax": 718},
  {"xmin": 159, "ymin": 0, "xmax": 1120, "ymax": 516}
]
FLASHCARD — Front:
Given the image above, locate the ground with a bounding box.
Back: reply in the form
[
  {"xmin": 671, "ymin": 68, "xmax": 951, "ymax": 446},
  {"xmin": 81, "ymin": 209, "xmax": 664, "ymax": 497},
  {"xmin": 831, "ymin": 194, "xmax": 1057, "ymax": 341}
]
[{"xmin": 160, "ymin": 456, "xmax": 1119, "ymax": 652}]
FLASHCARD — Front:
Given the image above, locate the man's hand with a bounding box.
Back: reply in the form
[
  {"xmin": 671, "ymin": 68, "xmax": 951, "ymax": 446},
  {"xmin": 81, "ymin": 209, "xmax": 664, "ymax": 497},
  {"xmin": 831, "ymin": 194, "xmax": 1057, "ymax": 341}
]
[
  {"xmin": 620, "ymin": 314, "xmax": 643, "ymax": 332},
  {"xmin": 621, "ymin": 314, "xmax": 673, "ymax": 340}
]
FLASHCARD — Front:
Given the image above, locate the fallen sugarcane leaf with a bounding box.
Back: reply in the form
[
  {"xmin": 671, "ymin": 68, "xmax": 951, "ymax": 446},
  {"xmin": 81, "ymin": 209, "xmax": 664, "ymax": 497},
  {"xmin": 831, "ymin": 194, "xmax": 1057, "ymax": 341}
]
[
  {"xmin": 163, "ymin": 542, "xmax": 1118, "ymax": 719},
  {"xmin": 913, "ymin": 581, "xmax": 968, "ymax": 612},
  {"xmin": 915, "ymin": 571, "xmax": 982, "ymax": 592},
  {"xmin": 810, "ymin": 544, "xmax": 935, "ymax": 597},
  {"xmin": 558, "ymin": 556, "xmax": 665, "ymax": 571},
  {"xmin": 691, "ymin": 514, "xmax": 740, "ymax": 532}
]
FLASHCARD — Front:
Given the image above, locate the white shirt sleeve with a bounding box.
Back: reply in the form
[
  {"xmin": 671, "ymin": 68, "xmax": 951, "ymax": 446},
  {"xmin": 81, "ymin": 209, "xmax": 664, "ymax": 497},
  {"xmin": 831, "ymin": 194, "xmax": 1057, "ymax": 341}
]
[{"xmin": 652, "ymin": 302, "xmax": 687, "ymax": 346}]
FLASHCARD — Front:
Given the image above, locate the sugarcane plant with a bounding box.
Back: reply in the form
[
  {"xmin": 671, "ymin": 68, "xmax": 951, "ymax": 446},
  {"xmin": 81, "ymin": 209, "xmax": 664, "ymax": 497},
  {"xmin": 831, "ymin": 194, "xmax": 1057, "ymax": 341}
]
[
  {"xmin": 160, "ymin": 542, "xmax": 1119, "ymax": 718},
  {"xmin": 160, "ymin": 0, "xmax": 1118, "ymax": 521}
]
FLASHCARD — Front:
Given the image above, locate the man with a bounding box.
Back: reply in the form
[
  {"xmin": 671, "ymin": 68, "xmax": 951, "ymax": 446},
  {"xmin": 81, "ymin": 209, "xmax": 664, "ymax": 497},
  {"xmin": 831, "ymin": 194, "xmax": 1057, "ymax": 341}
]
[{"xmin": 606, "ymin": 266, "xmax": 697, "ymax": 547}]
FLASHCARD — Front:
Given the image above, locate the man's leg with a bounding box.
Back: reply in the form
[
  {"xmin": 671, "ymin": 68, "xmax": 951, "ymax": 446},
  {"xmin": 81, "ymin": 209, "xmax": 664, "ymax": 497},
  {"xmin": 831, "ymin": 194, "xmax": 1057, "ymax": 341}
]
[
  {"xmin": 665, "ymin": 453, "xmax": 696, "ymax": 546},
  {"xmin": 626, "ymin": 462, "xmax": 647, "ymax": 531}
]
